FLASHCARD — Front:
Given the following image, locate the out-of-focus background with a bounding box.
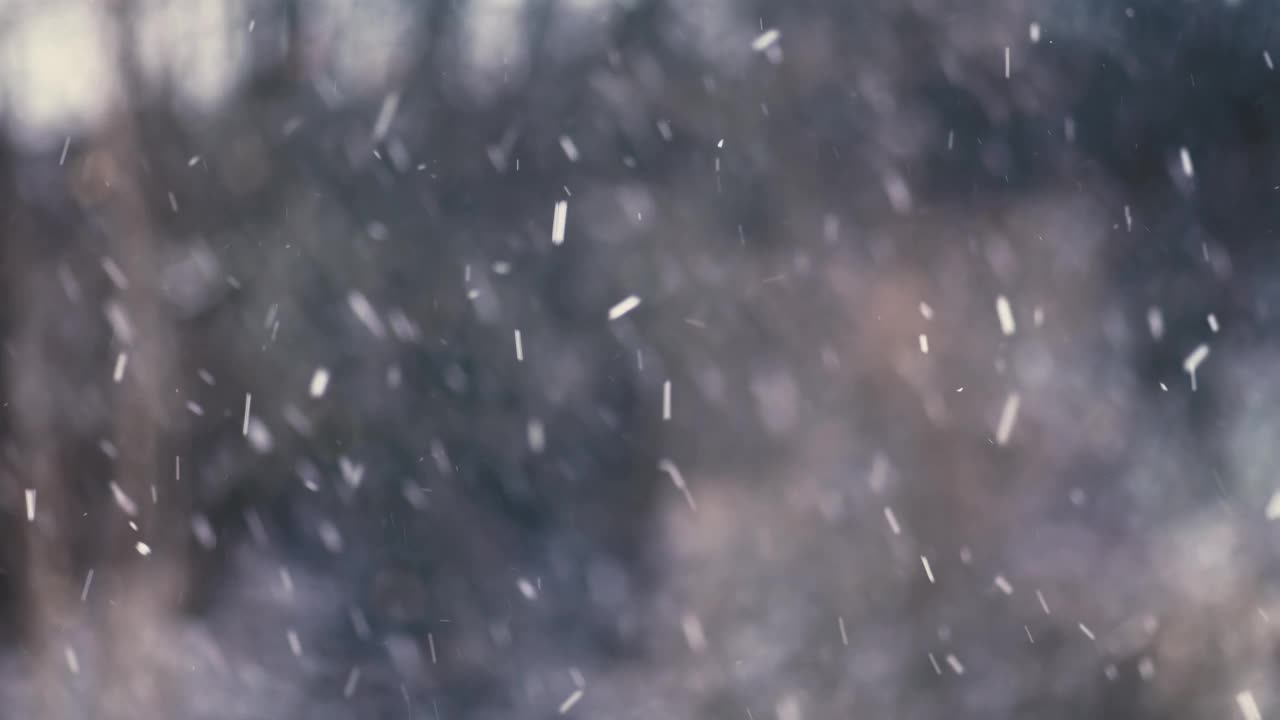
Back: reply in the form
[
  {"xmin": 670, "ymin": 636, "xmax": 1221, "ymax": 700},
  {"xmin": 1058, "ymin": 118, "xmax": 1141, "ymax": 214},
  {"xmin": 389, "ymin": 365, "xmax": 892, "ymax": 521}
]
[{"xmin": 1, "ymin": 0, "xmax": 1279, "ymax": 718}]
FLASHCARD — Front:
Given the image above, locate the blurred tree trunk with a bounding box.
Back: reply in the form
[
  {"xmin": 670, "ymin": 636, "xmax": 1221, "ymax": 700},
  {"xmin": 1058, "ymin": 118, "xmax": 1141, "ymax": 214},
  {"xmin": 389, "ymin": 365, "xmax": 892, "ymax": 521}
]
[
  {"xmin": 90, "ymin": 4, "xmax": 188, "ymax": 717},
  {"xmin": 0, "ymin": 139, "xmax": 82, "ymax": 718},
  {"xmin": 0, "ymin": 1, "xmax": 189, "ymax": 717}
]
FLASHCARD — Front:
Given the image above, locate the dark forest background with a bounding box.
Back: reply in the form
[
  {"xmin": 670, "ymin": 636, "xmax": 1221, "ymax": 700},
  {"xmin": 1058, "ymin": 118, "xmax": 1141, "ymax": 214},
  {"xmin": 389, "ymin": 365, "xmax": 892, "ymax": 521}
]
[{"xmin": 2, "ymin": 0, "xmax": 1280, "ymax": 718}]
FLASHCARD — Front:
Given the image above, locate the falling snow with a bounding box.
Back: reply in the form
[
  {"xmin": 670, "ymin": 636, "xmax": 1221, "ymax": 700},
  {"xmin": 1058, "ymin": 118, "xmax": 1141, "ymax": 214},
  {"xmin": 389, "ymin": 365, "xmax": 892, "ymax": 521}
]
[
  {"xmin": 607, "ymin": 295, "xmax": 641, "ymax": 321},
  {"xmin": 309, "ymin": 368, "xmax": 330, "ymax": 398},
  {"xmin": 996, "ymin": 295, "xmax": 1016, "ymax": 336},
  {"xmin": 0, "ymin": 4, "xmax": 1274, "ymax": 719},
  {"xmin": 1237, "ymin": 691, "xmax": 1263, "ymax": 720},
  {"xmin": 552, "ymin": 200, "xmax": 568, "ymax": 245},
  {"xmin": 1180, "ymin": 147, "xmax": 1195, "ymax": 177},
  {"xmin": 995, "ymin": 393, "xmax": 1021, "ymax": 446}
]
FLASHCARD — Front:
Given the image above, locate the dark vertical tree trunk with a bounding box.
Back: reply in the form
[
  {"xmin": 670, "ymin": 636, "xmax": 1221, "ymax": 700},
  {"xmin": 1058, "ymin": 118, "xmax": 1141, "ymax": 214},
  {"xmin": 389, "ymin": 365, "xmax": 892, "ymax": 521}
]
[{"xmin": 90, "ymin": 4, "xmax": 187, "ymax": 718}]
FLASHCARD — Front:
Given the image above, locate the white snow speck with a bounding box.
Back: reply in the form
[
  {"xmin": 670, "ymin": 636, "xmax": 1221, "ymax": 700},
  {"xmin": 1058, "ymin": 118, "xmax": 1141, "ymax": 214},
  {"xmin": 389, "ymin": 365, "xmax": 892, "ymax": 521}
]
[
  {"xmin": 1208, "ymin": 313, "xmax": 1219, "ymax": 333},
  {"xmin": 102, "ymin": 257, "xmax": 128, "ymax": 289},
  {"xmin": 1004, "ymin": 46, "xmax": 1011, "ymax": 78},
  {"xmin": 559, "ymin": 689, "xmax": 584, "ymax": 715},
  {"xmin": 1267, "ymin": 51, "xmax": 1276, "ymax": 71},
  {"xmin": 1029, "ymin": 22, "xmax": 1041, "ymax": 42},
  {"xmin": 112, "ymin": 353, "xmax": 127, "ymax": 382},
  {"xmin": 109, "ymin": 482, "xmax": 138, "ymax": 517},
  {"xmin": 1137, "ymin": 656, "xmax": 1155, "ymax": 679},
  {"xmin": 1147, "ymin": 307, "xmax": 1165, "ymax": 340},
  {"xmin": 25, "ymin": 489, "xmax": 36, "ymax": 522},
  {"xmin": 996, "ymin": 294, "xmax": 1016, "ymax": 335},
  {"xmin": 1180, "ymin": 147, "xmax": 1194, "ymax": 178},
  {"xmin": 517, "ymin": 578, "xmax": 538, "ymax": 600},
  {"xmin": 527, "ymin": 419, "xmax": 545, "ymax": 453},
  {"xmin": 318, "ymin": 520, "xmax": 343, "ymax": 553},
  {"xmin": 751, "ymin": 28, "xmax": 780, "ymax": 52},
  {"xmin": 339, "ymin": 456, "xmax": 364, "ymax": 489},
  {"xmin": 242, "ymin": 393, "xmax": 252, "ymax": 436},
  {"xmin": 994, "ymin": 575, "xmax": 1014, "ymax": 595},
  {"xmin": 995, "ymin": 392, "xmax": 1021, "ymax": 446},
  {"xmin": 658, "ymin": 458, "xmax": 697, "ymax": 512},
  {"xmin": 921, "ymin": 555, "xmax": 935, "ymax": 583},
  {"xmin": 884, "ymin": 506, "xmax": 901, "ymax": 535},
  {"xmin": 1079, "ymin": 623, "xmax": 1096, "ymax": 641},
  {"xmin": 662, "ymin": 380, "xmax": 672, "ymax": 421},
  {"xmin": 946, "ymin": 654, "xmax": 965, "ymax": 675},
  {"xmin": 309, "ymin": 368, "xmax": 330, "ymax": 398},
  {"xmin": 1036, "ymin": 589, "xmax": 1051, "ymax": 614},
  {"xmin": 608, "ymin": 295, "xmax": 641, "ymax": 321},
  {"xmin": 1237, "ymin": 691, "xmax": 1263, "ymax": 720},
  {"xmin": 681, "ymin": 613, "xmax": 707, "ymax": 652},
  {"xmin": 246, "ymin": 419, "xmax": 273, "ymax": 453},
  {"xmin": 558, "ymin": 135, "xmax": 580, "ymax": 162},
  {"xmin": 191, "ymin": 514, "xmax": 217, "ymax": 549},
  {"xmin": 347, "ymin": 291, "xmax": 386, "ymax": 338},
  {"xmin": 287, "ymin": 629, "xmax": 302, "ymax": 657},
  {"xmin": 387, "ymin": 309, "xmax": 420, "ymax": 341},
  {"xmin": 838, "ymin": 616, "xmax": 848, "ymax": 645},
  {"xmin": 884, "ymin": 174, "xmax": 912, "ymax": 213},
  {"xmin": 919, "ymin": 302, "xmax": 934, "ymax": 320},
  {"xmin": 344, "ymin": 668, "xmax": 361, "ymax": 698},
  {"xmin": 135, "ymin": 541, "xmax": 151, "ymax": 556},
  {"xmin": 1183, "ymin": 343, "xmax": 1210, "ymax": 391},
  {"xmin": 514, "ymin": 329, "xmax": 524, "ymax": 362},
  {"xmin": 551, "ymin": 200, "xmax": 568, "ymax": 245},
  {"xmin": 372, "ymin": 92, "xmax": 400, "ymax": 142},
  {"xmin": 918, "ymin": 333, "xmax": 929, "ymax": 354},
  {"xmin": 1265, "ymin": 490, "xmax": 1280, "ymax": 520}
]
